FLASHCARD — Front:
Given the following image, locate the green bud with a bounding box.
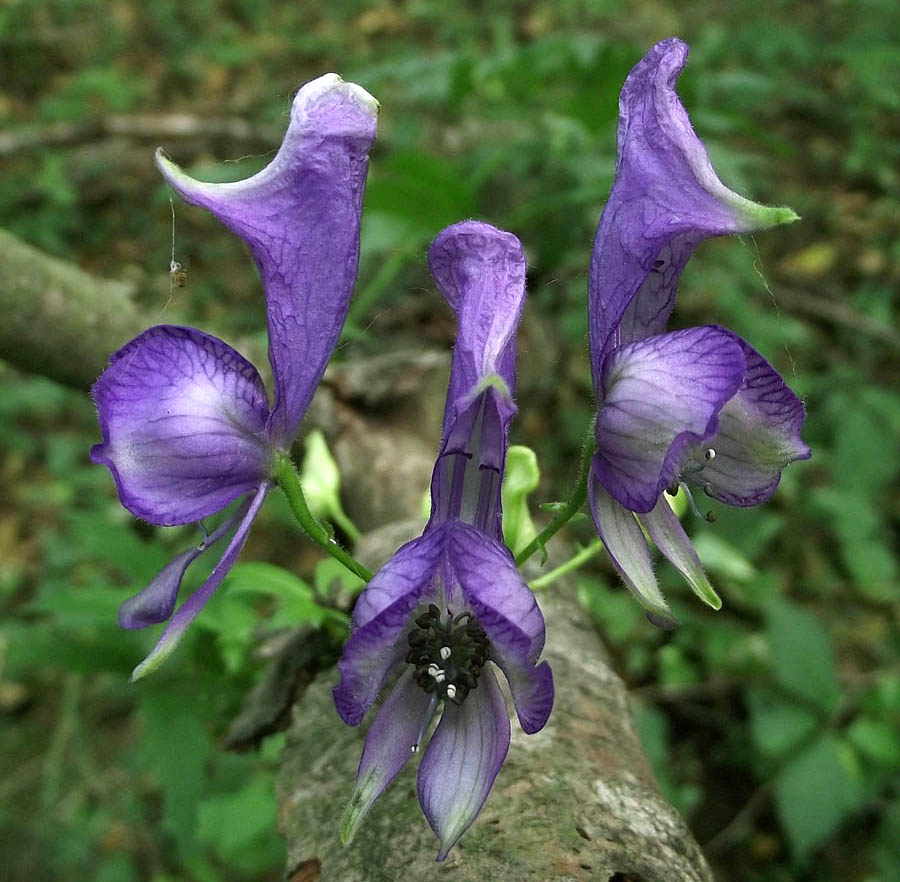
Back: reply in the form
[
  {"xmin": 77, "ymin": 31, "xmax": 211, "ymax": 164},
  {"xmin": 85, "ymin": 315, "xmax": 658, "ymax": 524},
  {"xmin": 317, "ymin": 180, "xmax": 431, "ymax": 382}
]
[
  {"xmin": 300, "ymin": 430, "xmax": 360, "ymax": 542},
  {"xmin": 501, "ymin": 445, "xmax": 540, "ymax": 554}
]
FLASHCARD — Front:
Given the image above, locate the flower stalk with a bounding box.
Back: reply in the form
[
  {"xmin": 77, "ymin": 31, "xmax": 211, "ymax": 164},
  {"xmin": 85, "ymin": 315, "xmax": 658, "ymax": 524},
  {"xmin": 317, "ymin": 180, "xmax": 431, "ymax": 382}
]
[
  {"xmin": 528, "ymin": 538, "xmax": 605, "ymax": 591},
  {"xmin": 274, "ymin": 454, "xmax": 373, "ymax": 583},
  {"xmin": 515, "ymin": 433, "xmax": 597, "ymax": 567}
]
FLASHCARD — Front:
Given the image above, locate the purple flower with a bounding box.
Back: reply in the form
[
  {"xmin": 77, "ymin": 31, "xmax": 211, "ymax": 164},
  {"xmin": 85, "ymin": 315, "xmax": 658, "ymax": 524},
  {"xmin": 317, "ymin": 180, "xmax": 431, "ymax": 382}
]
[
  {"xmin": 333, "ymin": 222, "xmax": 553, "ymax": 860},
  {"xmin": 587, "ymin": 39, "xmax": 810, "ymax": 626},
  {"xmin": 90, "ymin": 75, "xmax": 378, "ymax": 678}
]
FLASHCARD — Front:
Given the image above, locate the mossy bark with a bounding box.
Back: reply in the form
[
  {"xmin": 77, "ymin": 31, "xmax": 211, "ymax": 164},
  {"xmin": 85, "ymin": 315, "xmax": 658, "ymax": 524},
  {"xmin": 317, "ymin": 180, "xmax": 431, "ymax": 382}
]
[{"xmin": 0, "ymin": 229, "xmax": 145, "ymax": 390}]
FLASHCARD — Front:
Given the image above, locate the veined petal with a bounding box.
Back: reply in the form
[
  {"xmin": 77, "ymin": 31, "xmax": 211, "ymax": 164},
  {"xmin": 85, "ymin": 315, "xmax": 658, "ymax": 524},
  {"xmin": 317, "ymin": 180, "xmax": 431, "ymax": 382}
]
[
  {"xmin": 588, "ymin": 468, "xmax": 677, "ymax": 629},
  {"xmin": 156, "ymin": 74, "xmax": 378, "ymax": 445},
  {"xmin": 449, "ymin": 525, "xmax": 544, "ymax": 658},
  {"xmin": 333, "ymin": 530, "xmax": 445, "ymax": 726},
  {"xmin": 639, "ymin": 497, "xmax": 721, "ymax": 609},
  {"xmin": 118, "ymin": 499, "xmax": 250, "ymax": 628},
  {"xmin": 589, "ymin": 37, "xmax": 798, "ymax": 379},
  {"xmin": 594, "ymin": 325, "xmax": 745, "ymax": 513},
  {"xmin": 130, "ymin": 481, "xmax": 269, "ymax": 680},
  {"xmin": 691, "ymin": 335, "xmax": 811, "ymax": 506},
  {"xmin": 91, "ymin": 325, "xmax": 270, "ymax": 525},
  {"xmin": 449, "ymin": 523, "xmax": 553, "ymax": 733},
  {"xmin": 418, "ymin": 666, "xmax": 510, "ymax": 862},
  {"xmin": 341, "ymin": 668, "xmax": 433, "ymax": 845}
]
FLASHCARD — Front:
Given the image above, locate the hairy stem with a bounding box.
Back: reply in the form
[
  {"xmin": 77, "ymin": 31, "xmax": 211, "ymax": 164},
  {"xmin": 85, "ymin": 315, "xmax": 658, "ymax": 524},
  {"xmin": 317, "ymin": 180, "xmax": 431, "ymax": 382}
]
[
  {"xmin": 515, "ymin": 433, "xmax": 597, "ymax": 567},
  {"xmin": 529, "ymin": 538, "xmax": 605, "ymax": 591},
  {"xmin": 275, "ymin": 455, "xmax": 373, "ymax": 583}
]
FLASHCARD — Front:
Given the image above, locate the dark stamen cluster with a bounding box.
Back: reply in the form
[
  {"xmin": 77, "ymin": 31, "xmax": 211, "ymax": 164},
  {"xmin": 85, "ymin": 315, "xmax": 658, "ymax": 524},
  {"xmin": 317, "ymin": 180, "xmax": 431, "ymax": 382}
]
[{"xmin": 406, "ymin": 603, "xmax": 490, "ymax": 705}]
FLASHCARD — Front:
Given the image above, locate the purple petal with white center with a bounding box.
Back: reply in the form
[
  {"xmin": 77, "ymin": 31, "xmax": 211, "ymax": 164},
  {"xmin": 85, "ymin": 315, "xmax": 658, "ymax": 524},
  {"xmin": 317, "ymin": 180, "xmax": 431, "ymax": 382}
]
[
  {"xmin": 418, "ymin": 665, "xmax": 510, "ymax": 862},
  {"xmin": 129, "ymin": 481, "xmax": 269, "ymax": 680},
  {"xmin": 91, "ymin": 325, "xmax": 270, "ymax": 526},
  {"xmin": 588, "ymin": 469, "xmax": 678, "ymax": 629},
  {"xmin": 448, "ymin": 523, "xmax": 553, "ymax": 734},
  {"xmin": 594, "ymin": 325, "xmax": 745, "ymax": 514},
  {"xmin": 588, "ymin": 38, "xmax": 798, "ymax": 381},
  {"xmin": 156, "ymin": 74, "xmax": 378, "ymax": 446},
  {"xmin": 638, "ymin": 497, "xmax": 721, "ymax": 609},
  {"xmin": 333, "ymin": 529, "xmax": 445, "ymax": 726},
  {"xmin": 426, "ymin": 223, "xmax": 526, "ymax": 535},
  {"xmin": 340, "ymin": 668, "xmax": 434, "ymax": 845},
  {"xmin": 691, "ymin": 335, "xmax": 811, "ymax": 506},
  {"xmin": 118, "ymin": 498, "xmax": 252, "ymax": 629}
]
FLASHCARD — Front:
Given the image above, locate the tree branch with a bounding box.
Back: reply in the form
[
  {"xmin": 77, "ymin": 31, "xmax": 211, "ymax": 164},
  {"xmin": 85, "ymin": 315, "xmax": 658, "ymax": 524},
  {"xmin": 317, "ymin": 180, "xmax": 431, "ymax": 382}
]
[
  {"xmin": 0, "ymin": 114, "xmax": 283, "ymax": 157},
  {"xmin": 0, "ymin": 229, "xmax": 148, "ymax": 390}
]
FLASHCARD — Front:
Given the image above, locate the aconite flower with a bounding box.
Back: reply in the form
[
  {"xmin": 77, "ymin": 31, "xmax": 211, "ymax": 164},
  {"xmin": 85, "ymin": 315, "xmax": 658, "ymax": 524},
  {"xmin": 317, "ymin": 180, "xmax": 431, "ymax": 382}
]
[
  {"xmin": 586, "ymin": 39, "xmax": 810, "ymax": 626},
  {"xmin": 333, "ymin": 222, "xmax": 553, "ymax": 860},
  {"xmin": 91, "ymin": 74, "xmax": 377, "ymax": 678}
]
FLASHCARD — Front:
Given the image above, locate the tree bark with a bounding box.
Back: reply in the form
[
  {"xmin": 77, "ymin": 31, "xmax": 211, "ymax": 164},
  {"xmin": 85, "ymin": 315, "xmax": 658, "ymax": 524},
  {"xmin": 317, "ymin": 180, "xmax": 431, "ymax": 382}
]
[{"xmin": 0, "ymin": 228, "xmax": 146, "ymax": 390}]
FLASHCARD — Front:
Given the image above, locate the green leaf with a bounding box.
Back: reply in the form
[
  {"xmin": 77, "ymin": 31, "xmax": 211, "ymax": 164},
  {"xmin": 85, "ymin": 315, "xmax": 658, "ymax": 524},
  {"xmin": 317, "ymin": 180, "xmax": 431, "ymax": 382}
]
[
  {"xmin": 225, "ymin": 561, "xmax": 314, "ymax": 603},
  {"xmin": 746, "ymin": 687, "xmax": 818, "ymax": 757},
  {"xmin": 690, "ymin": 532, "xmax": 757, "ymax": 584},
  {"xmin": 577, "ymin": 576, "xmax": 642, "ymax": 644},
  {"xmin": 658, "ymin": 644, "xmax": 700, "ymax": 686},
  {"xmin": 767, "ymin": 600, "xmax": 842, "ymax": 711},
  {"xmin": 313, "ymin": 557, "xmax": 365, "ymax": 599},
  {"xmin": 195, "ymin": 773, "xmax": 282, "ymax": 873},
  {"xmin": 137, "ymin": 682, "xmax": 213, "ymax": 858},
  {"xmin": 775, "ymin": 734, "xmax": 864, "ymax": 860},
  {"xmin": 813, "ymin": 487, "xmax": 897, "ymax": 600},
  {"xmin": 846, "ymin": 716, "xmax": 900, "ymax": 768}
]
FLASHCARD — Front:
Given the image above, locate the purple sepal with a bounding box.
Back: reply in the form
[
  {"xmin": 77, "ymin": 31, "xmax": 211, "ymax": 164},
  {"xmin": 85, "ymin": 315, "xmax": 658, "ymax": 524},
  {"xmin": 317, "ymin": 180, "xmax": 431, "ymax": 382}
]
[
  {"xmin": 129, "ymin": 482, "xmax": 269, "ymax": 681},
  {"xmin": 593, "ymin": 325, "xmax": 745, "ymax": 513},
  {"xmin": 333, "ymin": 529, "xmax": 446, "ymax": 727},
  {"xmin": 449, "ymin": 524, "xmax": 553, "ymax": 733},
  {"xmin": 690, "ymin": 335, "xmax": 811, "ymax": 506},
  {"xmin": 588, "ymin": 38, "xmax": 798, "ymax": 381},
  {"xmin": 117, "ymin": 498, "xmax": 253, "ymax": 629},
  {"xmin": 156, "ymin": 74, "xmax": 378, "ymax": 446},
  {"xmin": 91, "ymin": 325, "xmax": 270, "ymax": 526},
  {"xmin": 588, "ymin": 468, "xmax": 678, "ymax": 629},
  {"xmin": 341, "ymin": 668, "xmax": 433, "ymax": 844},
  {"xmin": 638, "ymin": 497, "xmax": 721, "ymax": 610},
  {"xmin": 118, "ymin": 546, "xmax": 199, "ymax": 629},
  {"xmin": 418, "ymin": 666, "xmax": 510, "ymax": 862}
]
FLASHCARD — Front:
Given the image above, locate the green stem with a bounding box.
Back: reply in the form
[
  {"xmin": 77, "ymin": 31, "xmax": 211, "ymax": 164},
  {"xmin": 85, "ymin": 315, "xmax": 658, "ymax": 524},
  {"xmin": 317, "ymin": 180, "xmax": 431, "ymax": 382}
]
[
  {"xmin": 275, "ymin": 455, "xmax": 373, "ymax": 583},
  {"xmin": 529, "ymin": 538, "xmax": 605, "ymax": 591},
  {"xmin": 515, "ymin": 433, "xmax": 597, "ymax": 567},
  {"xmin": 330, "ymin": 505, "xmax": 362, "ymax": 544}
]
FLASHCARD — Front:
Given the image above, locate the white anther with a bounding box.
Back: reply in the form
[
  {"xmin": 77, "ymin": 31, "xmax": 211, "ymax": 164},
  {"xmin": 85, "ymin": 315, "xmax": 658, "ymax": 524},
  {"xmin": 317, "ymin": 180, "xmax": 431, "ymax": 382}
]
[
  {"xmin": 440, "ymin": 646, "xmax": 451, "ymax": 660},
  {"xmin": 445, "ymin": 684, "xmax": 457, "ymax": 700},
  {"xmin": 434, "ymin": 671, "xmax": 446, "ymax": 685},
  {"xmin": 704, "ymin": 447, "xmax": 716, "ymax": 461},
  {"xmin": 426, "ymin": 664, "xmax": 440, "ymax": 677}
]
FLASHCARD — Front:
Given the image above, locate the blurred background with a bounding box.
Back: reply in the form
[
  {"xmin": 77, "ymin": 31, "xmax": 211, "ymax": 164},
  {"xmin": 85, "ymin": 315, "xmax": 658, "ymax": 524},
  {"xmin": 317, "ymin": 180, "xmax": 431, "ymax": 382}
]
[{"xmin": 1, "ymin": 1, "xmax": 898, "ymax": 880}]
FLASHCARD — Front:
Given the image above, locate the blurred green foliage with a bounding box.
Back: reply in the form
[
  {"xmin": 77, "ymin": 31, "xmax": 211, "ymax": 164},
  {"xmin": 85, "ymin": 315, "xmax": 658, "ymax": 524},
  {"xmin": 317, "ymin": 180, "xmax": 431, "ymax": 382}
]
[{"xmin": 1, "ymin": 1, "xmax": 898, "ymax": 881}]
